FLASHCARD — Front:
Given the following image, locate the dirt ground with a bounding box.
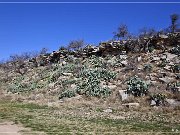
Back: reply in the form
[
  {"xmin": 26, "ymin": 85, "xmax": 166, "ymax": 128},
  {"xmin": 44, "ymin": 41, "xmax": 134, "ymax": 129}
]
[
  {"xmin": 0, "ymin": 121, "xmax": 45, "ymax": 135},
  {"xmin": 0, "ymin": 122, "xmax": 24, "ymax": 135}
]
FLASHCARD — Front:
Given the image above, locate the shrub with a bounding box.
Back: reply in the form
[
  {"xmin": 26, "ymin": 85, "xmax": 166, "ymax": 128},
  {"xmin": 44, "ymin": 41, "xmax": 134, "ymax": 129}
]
[
  {"xmin": 148, "ymin": 45, "xmax": 155, "ymax": 53},
  {"xmin": 79, "ymin": 68, "xmax": 116, "ymax": 81},
  {"xmin": 127, "ymin": 76, "xmax": 149, "ymax": 97},
  {"xmin": 88, "ymin": 55, "xmax": 106, "ymax": 68},
  {"xmin": 171, "ymin": 64, "xmax": 180, "ymax": 73},
  {"xmin": 76, "ymin": 77, "xmax": 111, "ymax": 97},
  {"xmin": 170, "ymin": 45, "xmax": 180, "ymax": 55},
  {"xmin": 68, "ymin": 39, "xmax": 85, "ymax": 51},
  {"xmin": 40, "ymin": 59, "xmax": 117, "ymax": 99},
  {"xmin": 157, "ymin": 60, "xmax": 168, "ymax": 68},
  {"xmin": 124, "ymin": 39, "xmax": 140, "ymax": 53},
  {"xmin": 39, "ymin": 47, "xmax": 48, "ymax": 55},
  {"xmin": 59, "ymin": 46, "xmax": 68, "ymax": 51},
  {"xmin": 8, "ymin": 81, "xmax": 45, "ymax": 93},
  {"xmin": 8, "ymin": 83, "xmax": 27, "ymax": 93},
  {"xmin": 105, "ymin": 55, "xmax": 125, "ymax": 68},
  {"xmin": 75, "ymin": 68, "xmax": 115, "ymax": 97},
  {"xmin": 61, "ymin": 79, "xmax": 76, "ymax": 86},
  {"xmin": 49, "ymin": 70, "xmax": 62, "ymax": 83},
  {"xmin": 58, "ymin": 67, "xmax": 115, "ymax": 99},
  {"xmin": 143, "ymin": 64, "xmax": 152, "ymax": 72},
  {"xmin": 59, "ymin": 90, "xmax": 76, "ymax": 99},
  {"xmin": 150, "ymin": 93, "xmax": 166, "ymax": 106},
  {"xmin": 8, "ymin": 76, "xmax": 25, "ymax": 93},
  {"xmin": 170, "ymin": 14, "xmax": 179, "ymax": 33},
  {"xmin": 6, "ymin": 50, "xmax": 46, "ymax": 75},
  {"xmin": 48, "ymin": 63, "xmax": 77, "ymax": 83},
  {"xmin": 139, "ymin": 27, "xmax": 157, "ymax": 38},
  {"xmin": 113, "ymin": 24, "xmax": 129, "ymax": 40},
  {"xmin": 175, "ymin": 74, "xmax": 180, "ymax": 79},
  {"xmin": 167, "ymin": 82, "xmax": 180, "ymax": 93}
]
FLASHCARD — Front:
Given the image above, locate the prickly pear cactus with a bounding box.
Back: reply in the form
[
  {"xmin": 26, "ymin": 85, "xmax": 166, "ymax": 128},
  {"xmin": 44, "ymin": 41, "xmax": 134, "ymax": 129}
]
[
  {"xmin": 150, "ymin": 93, "xmax": 166, "ymax": 106},
  {"xmin": 127, "ymin": 75, "xmax": 149, "ymax": 97},
  {"xmin": 170, "ymin": 45, "xmax": 180, "ymax": 55}
]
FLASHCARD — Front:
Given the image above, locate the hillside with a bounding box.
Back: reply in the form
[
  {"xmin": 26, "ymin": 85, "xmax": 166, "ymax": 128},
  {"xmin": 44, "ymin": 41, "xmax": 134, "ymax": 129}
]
[{"xmin": 0, "ymin": 33, "xmax": 180, "ymax": 134}]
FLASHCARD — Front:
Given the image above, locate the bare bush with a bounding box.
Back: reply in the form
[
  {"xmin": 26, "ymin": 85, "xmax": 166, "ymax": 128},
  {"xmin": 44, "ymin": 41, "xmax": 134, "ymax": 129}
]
[
  {"xmin": 39, "ymin": 47, "xmax": 48, "ymax": 55},
  {"xmin": 170, "ymin": 14, "xmax": 179, "ymax": 33},
  {"xmin": 8, "ymin": 53, "xmax": 30, "ymax": 75},
  {"xmin": 113, "ymin": 24, "xmax": 129, "ymax": 40},
  {"xmin": 59, "ymin": 46, "xmax": 68, "ymax": 51},
  {"xmin": 5, "ymin": 50, "xmax": 40, "ymax": 75},
  {"xmin": 139, "ymin": 27, "xmax": 157, "ymax": 38},
  {"xmin": 68, "ymin": 39, "xmax": 85, "ymax": 51}
]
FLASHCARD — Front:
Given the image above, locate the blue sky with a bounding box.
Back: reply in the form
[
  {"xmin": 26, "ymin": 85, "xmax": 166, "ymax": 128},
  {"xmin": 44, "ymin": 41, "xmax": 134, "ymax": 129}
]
[{"xmin": 0, "ymin": 0, "xmax": 179, "ymax": 60}]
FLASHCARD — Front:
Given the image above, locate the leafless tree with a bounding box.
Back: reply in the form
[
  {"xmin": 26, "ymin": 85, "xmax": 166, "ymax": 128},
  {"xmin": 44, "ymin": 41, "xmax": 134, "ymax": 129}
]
[
  {"xmin": 170, "ymin": 14, "xmax": 179, "ymax": 33},
  {"xmin": 139, "ymin": 27, "xmax": 157, "ymax": 38},
  {"xmin": 113, "ymin": 24, "xmax": 129, "ymax": 40},
  {"xmin": 68, "ymin": 39, "xmax": 85, "ymax": 51},
  {"xmin": 39, "ymin": 47, "xmax": 48, "ymax": 55}
]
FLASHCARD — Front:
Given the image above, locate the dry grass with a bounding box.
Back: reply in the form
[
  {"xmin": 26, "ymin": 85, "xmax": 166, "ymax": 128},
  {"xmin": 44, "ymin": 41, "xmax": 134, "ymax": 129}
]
[{"xmin": 0, "ymin": 100, "xmax": 179, "ymax": 135}]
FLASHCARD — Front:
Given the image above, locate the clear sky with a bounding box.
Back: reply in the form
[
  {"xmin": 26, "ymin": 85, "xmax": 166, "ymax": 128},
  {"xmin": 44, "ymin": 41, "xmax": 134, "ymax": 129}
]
[{"xmin": 0, "ymin": 0, "xmax": 179, "ymax": 60}]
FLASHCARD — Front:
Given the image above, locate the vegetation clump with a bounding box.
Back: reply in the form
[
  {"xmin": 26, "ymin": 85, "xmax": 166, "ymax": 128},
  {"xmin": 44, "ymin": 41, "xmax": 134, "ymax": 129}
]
[
  {"xmin": 59, "ymin": 90, "xmax": 76, "ymax": 99},
  {"xmin": 171, "ymin": 64, "xmax": 180, "ymax": 73},
  {"xmin": 150, "ymin": 93, "xmax": 166, "ymax": 106},
  {"xmin": 8, "ymin": 79, "xmax": 45, "ymax": 93},
  {"xmin": 59, "ymin": 68, "xmax": 116, "ymax": 98},
  {"xmin": 79, "ymin": 68, "xmax": 116, "ymax": 81},
  {"xmin": 88, "ymin": 55, "xmax": 106, "ymax": 68},
  {"xmin": 170, "ymin": 45, "xmax": 180, "ymax": 55},
  {"xmin": 127, "ymin": 76, "xmax": 149, "ymax": 97},
  {"xmin": 167, "ymin": 82, "xmax": 180, "ymax": 93},
  {"xmin": 170, "ymin": 14, "xmax": 179, "ymax": 33},
  {"xmin": 113, "ymin": 24, "xmax": 129, "ymax": 40},
  {"xmin": 143, "ymin": 64, "xmax": 152, "ymax": 72},
  {"xmin": 68, "ymin": 39, "xmax": 85, "ymax": 51}
]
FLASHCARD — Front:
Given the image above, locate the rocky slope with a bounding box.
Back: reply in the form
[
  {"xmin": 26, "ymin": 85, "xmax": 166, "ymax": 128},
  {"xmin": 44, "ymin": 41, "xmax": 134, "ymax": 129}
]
[{"xmin": 0, "ymin": 33, "xmax": 179, "ymax": 111}]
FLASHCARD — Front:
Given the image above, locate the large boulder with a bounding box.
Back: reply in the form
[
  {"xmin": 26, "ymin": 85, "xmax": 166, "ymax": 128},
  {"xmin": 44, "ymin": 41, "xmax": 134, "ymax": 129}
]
[
  {"xmin": 119, "ymin": 90, "xmax": 128, "ymax": 101},
  {"xmin": 159, "ymin": 77, "xmax": 174, "ymax": 83},
  {"xmin": 159, "ymin": 34, "xmax": 168, "ymax": 39},
  {"xmin": 103, "ymin": 108, "xmax": 113, "ymax": 113},
  {"xmin": 122, "ymin": 103, "xmax": 140, "ymax": 108},
  {"xmin": 162, "ymin": 52, "xmax": 178, "ymax": 61},
  {"xmin": 166, "ymin": 99, "xmax": 180, "ymax": 107}
]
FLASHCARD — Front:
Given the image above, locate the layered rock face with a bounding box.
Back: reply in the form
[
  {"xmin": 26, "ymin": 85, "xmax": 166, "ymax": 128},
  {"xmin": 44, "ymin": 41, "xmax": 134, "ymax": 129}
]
[{"xmin": 27, "ymin": 33, "xmax": 179, "ymax": 67}]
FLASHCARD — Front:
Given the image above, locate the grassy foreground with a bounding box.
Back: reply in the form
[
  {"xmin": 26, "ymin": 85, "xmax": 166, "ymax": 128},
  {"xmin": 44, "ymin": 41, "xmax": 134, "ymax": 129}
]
[{"xmin": 0, "ymin": 100, "xmax": 179, "ymax": 135}]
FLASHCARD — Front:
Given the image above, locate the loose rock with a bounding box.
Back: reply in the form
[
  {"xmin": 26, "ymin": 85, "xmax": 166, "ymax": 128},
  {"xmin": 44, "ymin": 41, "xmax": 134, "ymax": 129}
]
[{"xmin": 119, "ymin": 90, "xmax": 128, "ymax": 101}]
